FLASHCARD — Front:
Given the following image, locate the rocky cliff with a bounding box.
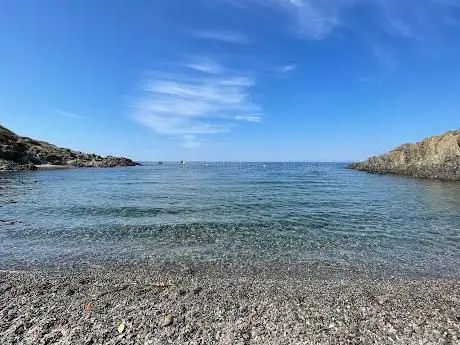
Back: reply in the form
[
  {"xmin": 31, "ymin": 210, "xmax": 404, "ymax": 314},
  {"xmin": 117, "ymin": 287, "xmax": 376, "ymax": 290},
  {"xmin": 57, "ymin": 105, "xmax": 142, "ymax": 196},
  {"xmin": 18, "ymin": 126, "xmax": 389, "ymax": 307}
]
[
  {"xmin": 350, "ymin": 129, "xmax": 460, "ymax": 181},
  {"xmin": 0, "ymin": 124, "xmax": 139, "ymax": 171}
]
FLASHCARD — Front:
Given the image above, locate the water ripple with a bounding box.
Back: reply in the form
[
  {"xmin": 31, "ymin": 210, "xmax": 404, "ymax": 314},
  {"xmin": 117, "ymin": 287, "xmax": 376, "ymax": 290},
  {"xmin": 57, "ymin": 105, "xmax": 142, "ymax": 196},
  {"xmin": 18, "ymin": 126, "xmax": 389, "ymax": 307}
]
[{"xmin": 0, "ymin": 162, "xmax": 459, "ymax": 277}]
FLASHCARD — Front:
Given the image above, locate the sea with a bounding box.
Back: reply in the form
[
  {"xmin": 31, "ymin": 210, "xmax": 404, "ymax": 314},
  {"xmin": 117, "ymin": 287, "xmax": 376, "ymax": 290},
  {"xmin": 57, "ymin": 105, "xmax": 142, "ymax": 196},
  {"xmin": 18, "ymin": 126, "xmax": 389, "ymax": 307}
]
[{"xmin": 1, "ymin": 162, "xmax": 459, "ymax": 278}]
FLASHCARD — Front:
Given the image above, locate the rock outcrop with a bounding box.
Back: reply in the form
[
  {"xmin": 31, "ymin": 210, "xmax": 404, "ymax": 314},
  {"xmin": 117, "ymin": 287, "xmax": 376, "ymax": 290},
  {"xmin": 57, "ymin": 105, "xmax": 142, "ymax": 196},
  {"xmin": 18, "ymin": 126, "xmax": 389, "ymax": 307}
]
[
  {"xmin": 350, "ymin": 129, "xmax": 460, "ymax": 181},
  {"xmin": 0, "ymin": 124, "xmax": 139, "ymax": 171}
]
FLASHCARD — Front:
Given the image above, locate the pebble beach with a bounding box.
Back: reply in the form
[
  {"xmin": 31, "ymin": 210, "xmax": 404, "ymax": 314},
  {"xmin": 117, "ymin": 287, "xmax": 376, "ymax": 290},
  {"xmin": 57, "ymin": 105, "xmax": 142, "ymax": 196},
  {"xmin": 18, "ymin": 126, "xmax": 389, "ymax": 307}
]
[{"xmin": 1, "ymin": 267, "xmax": 459, "ymax": 345}]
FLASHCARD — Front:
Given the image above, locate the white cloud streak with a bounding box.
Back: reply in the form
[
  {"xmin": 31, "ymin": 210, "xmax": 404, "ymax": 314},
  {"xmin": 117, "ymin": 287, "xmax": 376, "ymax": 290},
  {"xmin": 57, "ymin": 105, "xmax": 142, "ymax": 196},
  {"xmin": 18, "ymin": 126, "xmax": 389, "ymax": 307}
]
[
  {"xmin": 233, "ymin": 0, "xmax": 460, "ymax": 40},
  {"xmin": 54, "ymin": 109, "xmax": 83, "ymax": 119},
  {"xmin": 274, "ymin": 64, "xmax": 297, "ymax": 73},
  {"xmin": 192, "ymin": 29, "xmax": 250, "ymax": 44},
  {"xmin": 186, "ymin": 57, "xmax": 225, "ymax": 74},
  {"xmin": 133, "ymin": 58, "xmax": 263, "ymax": 148},
  {"xmin": 275, "ymin": 0, "xmax": 346, "ymax": 39},
  {"xmin": 234, "ymin": 115, "xmax": 263, "ymax": 122}
]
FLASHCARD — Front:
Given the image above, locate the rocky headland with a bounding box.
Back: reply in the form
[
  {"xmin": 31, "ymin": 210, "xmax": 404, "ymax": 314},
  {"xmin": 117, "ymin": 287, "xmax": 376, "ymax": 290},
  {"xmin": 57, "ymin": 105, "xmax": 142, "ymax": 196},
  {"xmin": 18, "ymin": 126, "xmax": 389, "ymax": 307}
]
[
  {"xmin": 350, "ymin": 129, "xmax": 460, "ymax": 181},
  {"xmin": 0, "ymin": 124, "xmax": 139, "ymax": 171}
]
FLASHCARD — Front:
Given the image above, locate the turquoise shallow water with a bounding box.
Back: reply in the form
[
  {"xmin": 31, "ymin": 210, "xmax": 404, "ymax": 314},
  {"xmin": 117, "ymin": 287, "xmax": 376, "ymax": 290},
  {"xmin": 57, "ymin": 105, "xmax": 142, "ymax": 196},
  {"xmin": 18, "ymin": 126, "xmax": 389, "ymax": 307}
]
[{"xmin": 1, "ymin": 162, "xmax": 459, "ymax": 278}]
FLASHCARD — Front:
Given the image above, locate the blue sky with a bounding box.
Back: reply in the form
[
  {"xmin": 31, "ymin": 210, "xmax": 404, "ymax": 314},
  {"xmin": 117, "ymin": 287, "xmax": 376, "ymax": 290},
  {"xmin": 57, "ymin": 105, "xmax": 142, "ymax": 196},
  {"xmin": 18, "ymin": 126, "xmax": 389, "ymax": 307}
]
[{"xmin": 0, "ymin": 0, "xmax": 459, "ymax": 161}]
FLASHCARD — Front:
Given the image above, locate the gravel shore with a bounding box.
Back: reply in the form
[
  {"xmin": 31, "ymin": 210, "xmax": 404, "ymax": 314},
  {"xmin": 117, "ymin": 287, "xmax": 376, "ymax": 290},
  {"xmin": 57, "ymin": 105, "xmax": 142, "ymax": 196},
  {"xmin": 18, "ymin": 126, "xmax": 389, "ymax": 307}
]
[{"xmin": 1, "ymin": 268, "xmax": 459, "ymax": 345}]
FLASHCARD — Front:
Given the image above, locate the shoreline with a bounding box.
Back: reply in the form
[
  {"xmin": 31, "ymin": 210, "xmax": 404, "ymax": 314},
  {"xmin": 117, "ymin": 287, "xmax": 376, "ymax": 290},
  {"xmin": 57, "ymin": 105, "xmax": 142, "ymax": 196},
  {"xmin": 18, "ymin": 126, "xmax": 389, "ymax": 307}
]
[
  {"xmin": 0, "ymin": 163, "xmax": 142, "ymax": 172},
  {"xmin": 1, "ymin": 268, "xmax": 458, "ymax": 344},
  {"xmin": 35, "ymin": 164, "xmax": 75, "ymax": 170}
]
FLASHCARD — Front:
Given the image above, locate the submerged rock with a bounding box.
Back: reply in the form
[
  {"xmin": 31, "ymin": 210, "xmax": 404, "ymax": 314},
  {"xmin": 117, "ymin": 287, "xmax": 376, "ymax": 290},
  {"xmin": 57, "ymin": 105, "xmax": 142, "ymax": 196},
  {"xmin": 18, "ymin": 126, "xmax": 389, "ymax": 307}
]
[
  {"xmin": 350, "ymin": 129, "xmax": 460, "ymax": 181},
  {"xmin": 0, "ymin": 124, "xmax": 140, "ymax": 171}
]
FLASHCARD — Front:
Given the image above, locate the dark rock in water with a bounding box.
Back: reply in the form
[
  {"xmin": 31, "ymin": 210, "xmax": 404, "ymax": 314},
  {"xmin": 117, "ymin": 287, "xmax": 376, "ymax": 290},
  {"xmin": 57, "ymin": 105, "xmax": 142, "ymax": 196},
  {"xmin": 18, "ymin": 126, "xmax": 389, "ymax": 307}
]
[
  {"xmin": 349, "ymin": 129, "xmax": 460, "ymax": 181},
  {"xmin": 0, "ymin": 124, "xmax": 140, "ymax": 171}
]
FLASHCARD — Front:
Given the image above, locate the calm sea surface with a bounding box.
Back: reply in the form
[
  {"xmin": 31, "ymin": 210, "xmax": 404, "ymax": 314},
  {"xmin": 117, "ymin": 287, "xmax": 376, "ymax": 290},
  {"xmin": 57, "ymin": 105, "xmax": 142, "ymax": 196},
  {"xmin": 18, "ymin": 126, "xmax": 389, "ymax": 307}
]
[{"xmin": 1, "ymin": 162, "xmax": 459, "ymax": 278}]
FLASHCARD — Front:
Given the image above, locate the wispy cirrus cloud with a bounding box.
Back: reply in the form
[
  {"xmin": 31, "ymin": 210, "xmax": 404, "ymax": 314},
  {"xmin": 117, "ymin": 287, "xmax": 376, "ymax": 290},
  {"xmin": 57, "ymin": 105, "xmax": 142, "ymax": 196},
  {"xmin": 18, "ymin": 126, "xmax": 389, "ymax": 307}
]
[
  {"xmin": 192, "ymin": 29, "xmax": 250, "ymax": 44},
  {"xmin": 230, "ymin": 0, "xmax": 460, "ymax": 40},
  {"xmin": 274, "ymin": 0, "xmax": 347, "ymax": 39},
  {"xmin": 228, "ymin": 0, "xmax": 352, "ymax": 39},
  {"xmin": 133, "ymin": 58, "xmax": 263, "ymax": 148},
  {"xmin": 222, "ymin": 0, "xmax": 460, "ymax": 70},
  {"xmin": 54, "ymin": 109, "xmax": 84, "ymax": 120},
  {"xmin": 185, "ymin": 57, "xmax": 225, "ymax": 74},
  {"xmin": 273, "ymin": 64, "xmax": 297, "ymax": 73},
  {"xmin": 234, "ymin": 114, "xmax": 262, "ymax": 122}
]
